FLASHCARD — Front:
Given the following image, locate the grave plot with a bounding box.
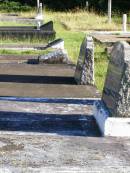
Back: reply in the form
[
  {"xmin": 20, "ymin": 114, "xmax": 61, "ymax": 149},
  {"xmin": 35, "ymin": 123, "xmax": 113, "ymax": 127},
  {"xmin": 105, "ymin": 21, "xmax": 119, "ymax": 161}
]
[{"xmin": 0, "ymin": 21, "xmax": 56, "ymax": 40}]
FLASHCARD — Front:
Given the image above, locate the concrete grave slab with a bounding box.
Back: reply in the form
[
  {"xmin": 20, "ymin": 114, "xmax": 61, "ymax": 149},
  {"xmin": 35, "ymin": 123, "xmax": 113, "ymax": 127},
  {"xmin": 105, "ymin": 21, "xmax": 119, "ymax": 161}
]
[{"xmin": 92, "ymin": 32, "xmax": 130, "ymax": 46}]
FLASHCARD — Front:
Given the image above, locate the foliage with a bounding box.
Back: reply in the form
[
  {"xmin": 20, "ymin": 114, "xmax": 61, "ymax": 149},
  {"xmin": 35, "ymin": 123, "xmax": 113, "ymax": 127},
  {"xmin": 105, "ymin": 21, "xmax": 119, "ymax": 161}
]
[
  {"xmin": 1, "ymin": 0, "xmax": 130, "ymax": 12},
  {"xmin": 0, "ymin": 1, "xmax": 32, "ymax": 12}
]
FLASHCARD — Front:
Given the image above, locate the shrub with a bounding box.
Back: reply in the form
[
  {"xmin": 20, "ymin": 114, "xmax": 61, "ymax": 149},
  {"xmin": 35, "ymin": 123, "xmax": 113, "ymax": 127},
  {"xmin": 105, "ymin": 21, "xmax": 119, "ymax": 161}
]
[{"xmin": 0, "ymin": 1, "xmax": 32, "ymax": 12}]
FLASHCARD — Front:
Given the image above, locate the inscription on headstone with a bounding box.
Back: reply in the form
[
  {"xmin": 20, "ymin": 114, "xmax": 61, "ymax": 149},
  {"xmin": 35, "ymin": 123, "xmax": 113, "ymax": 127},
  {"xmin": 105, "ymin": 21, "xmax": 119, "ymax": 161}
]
[
  {"xmin": 74, "ymin": 36, "xmax": 94, "ymax": 85},
  {"xmin": 102, "ymin": 41, "xmax": 130, "ymax": 117}
]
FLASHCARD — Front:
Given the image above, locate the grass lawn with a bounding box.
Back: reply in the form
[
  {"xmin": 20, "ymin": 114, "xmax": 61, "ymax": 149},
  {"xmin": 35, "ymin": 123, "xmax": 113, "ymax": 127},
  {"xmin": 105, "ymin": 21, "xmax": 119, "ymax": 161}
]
[{"xmin": 0, "ymin": 10, "xmax": 112, "ymax": 91}]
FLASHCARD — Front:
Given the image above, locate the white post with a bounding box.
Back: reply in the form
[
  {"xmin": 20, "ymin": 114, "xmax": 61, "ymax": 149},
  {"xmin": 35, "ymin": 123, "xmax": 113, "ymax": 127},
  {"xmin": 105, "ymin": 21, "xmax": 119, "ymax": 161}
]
[
  {"xmin": 37, "ymin": 20, "xmax": 41, "ymax": 30},
  {"xmin": 39, "ymin": 3, "xmax": 43, "ymax": 16},
  {"xmin": 86, "ymin": 1, "xmax": 89, "ymax": 11},
  {"xmin": 108, "ymin": 0, "xmax": 112, "ymax": 23},
  {"xmin": 37, "ymin": 0, "xmax": 40, "ymax": 13},
  {"xmin": 123, "ymin": 14, "xmax": 127, "ymax": 32}
]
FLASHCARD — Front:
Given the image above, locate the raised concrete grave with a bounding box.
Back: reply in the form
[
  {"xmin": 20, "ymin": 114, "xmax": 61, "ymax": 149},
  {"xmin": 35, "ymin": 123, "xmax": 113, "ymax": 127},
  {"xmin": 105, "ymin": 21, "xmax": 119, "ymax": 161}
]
[
  {"xmin": 92, "ymin": 32, "xmax": 130, "ymax": 46},
  {"xmin": 0, "ymin": 21, "xmax": 55, "ymax": 39},
  {"xmin": 94, "ymin": 41, "xmax": 130, "ymax": 136},
  {"xmin": 75, "ymin": 36, "xmax": 94, "ymax": 85}
]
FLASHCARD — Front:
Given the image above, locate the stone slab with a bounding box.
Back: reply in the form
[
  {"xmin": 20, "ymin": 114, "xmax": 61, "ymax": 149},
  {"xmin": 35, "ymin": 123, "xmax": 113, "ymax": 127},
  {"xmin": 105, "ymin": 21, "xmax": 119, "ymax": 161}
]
[
  {"xmin": 92, "ymin": 33, "xmax": 130, "ymax": 45},
  {"xmin": 0, "ymin": 55, "xmax": 38, "ymax": 64},
  {"xmin": 0, "ymin": 130, "xmax": 129, "ymax": 172},
  {"xmin": 0, "ymin": 64, "xmax": 75, "ymax": 76},
  {"xmin": 0, "ymin": 21, "xmax": 53, "ymax": 31},
  {"xmin": 0, "ymin": 83, "xmax": 100, "ymax": 98}
]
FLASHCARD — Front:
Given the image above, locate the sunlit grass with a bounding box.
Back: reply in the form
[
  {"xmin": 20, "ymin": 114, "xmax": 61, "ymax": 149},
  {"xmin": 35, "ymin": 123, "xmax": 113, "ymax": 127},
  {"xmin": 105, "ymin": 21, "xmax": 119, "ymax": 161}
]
[
  {"xmin": 0, "ymin": 48, "xmax": 52, "ymax": 55},
  {"xmin": 94, "ymin": 43, "xmax": 109, "ymax": 90},
  {"xmin": 46, "ymin": 10, "xmax": 121, "ymax": 31}
]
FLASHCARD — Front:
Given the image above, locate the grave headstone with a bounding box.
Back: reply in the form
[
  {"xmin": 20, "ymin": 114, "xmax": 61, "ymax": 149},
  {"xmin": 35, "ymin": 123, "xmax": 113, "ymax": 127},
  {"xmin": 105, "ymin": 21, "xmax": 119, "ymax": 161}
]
[
  {"xmin": 38, "ymin": 49, "xmax": 69, "ymax": 64},
  {"xmin": 102, "ymin": 41, "xmax": 130, "ymax": 117},
  {"xmin": 74, "ymin": 36, "xmax": 94, "ymax": 85}
]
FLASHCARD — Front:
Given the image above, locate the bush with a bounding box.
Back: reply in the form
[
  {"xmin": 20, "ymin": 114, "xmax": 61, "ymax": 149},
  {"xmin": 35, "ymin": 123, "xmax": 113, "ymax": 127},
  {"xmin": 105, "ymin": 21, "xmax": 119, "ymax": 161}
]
[
  {"xmin": 0, "ymin": 0, "xmax": 130, "ymax": 12},
  {"xmin": 0, "ymin": 1, "xmax": 32, "ymax": 12}
]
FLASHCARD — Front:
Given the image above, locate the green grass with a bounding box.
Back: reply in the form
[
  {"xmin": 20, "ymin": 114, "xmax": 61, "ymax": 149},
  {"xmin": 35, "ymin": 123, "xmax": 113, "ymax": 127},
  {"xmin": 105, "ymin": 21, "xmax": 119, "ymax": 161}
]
[
  {"xmin": 94, "ymin": 43, "xmax": 109, "ymax": 90},
  {"xmin": 0, "ymin": 49, "xmax": 52, "ymax": 56},
  {"xmin": 55, "ymin": 22, "xmax": 85, "ymax": 62}
]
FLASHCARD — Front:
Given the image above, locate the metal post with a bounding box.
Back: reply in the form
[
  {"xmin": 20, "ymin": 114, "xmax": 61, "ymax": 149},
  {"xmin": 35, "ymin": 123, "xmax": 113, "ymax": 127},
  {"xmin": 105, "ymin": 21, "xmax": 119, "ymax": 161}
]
[
  {"xmin": 108, "ymin": 0, "xmax": 112, "ymax": 23},
  {"xmin": 123, "ymin": 14, "xmax": 127, "ymax": 32}
]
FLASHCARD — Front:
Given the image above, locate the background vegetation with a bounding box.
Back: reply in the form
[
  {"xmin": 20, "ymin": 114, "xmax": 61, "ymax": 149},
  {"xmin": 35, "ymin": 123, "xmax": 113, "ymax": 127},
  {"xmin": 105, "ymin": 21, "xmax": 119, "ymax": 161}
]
[{"xmin": 1, "ymin": 0, "xmax": 130, "ymax": 12}]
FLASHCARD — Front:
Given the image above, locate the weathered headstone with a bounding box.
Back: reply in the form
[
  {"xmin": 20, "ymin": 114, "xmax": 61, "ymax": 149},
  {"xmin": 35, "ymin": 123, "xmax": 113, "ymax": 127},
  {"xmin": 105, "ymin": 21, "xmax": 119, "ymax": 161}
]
[
  {"xmin": 102, "ymin": 41, "xmax": 130, "ymax": 117},
  {"xmin": 38, "ymin": 49, "xmax": 69, "ymax": 64},
  {"xmin": 74, "ymin": 36, "xmax": 94, "ymax": 85}
]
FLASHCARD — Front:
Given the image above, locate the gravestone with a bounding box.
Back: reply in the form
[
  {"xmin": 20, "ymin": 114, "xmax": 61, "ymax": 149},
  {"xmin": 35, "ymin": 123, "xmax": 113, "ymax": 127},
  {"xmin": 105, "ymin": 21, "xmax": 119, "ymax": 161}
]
[
  {"xmin": 74, "ymin": 36, "xmax": 94, "ymax": 85},
  {"xmin": 38, "ymin": 49, "xmax": 70, "ymax": 64},
  {"xmin": 102, "ymin": 41, "xmax": 130, "ymax": 117}
]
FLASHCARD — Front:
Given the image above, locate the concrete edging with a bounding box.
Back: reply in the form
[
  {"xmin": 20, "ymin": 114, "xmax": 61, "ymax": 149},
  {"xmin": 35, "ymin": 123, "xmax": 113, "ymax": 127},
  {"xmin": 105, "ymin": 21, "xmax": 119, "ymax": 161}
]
[{"xmin": 93, "ymin": 101, "xmax": 130, "ymax": 137}]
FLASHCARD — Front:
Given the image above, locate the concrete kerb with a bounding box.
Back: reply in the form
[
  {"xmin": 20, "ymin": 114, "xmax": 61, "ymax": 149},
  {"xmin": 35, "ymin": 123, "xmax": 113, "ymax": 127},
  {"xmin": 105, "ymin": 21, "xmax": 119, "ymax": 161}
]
[{"xmin": 93, "ymin": 101, "xmax": 130, "ymax": 137}]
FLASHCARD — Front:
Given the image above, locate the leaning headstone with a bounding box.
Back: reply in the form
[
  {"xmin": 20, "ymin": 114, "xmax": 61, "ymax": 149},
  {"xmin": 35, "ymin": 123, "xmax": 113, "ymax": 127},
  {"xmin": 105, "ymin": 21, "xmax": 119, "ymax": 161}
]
[
  {"xmin": 38, "ymin": 49, "xmax": 70, "ymax": 64},
  {"xmin": 74, "ymin": 36, "xmax": 94, "ymax": 85},
  {"xmin": 102, "ymin": 41, "xmax": 130, "ymax": 117}
]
